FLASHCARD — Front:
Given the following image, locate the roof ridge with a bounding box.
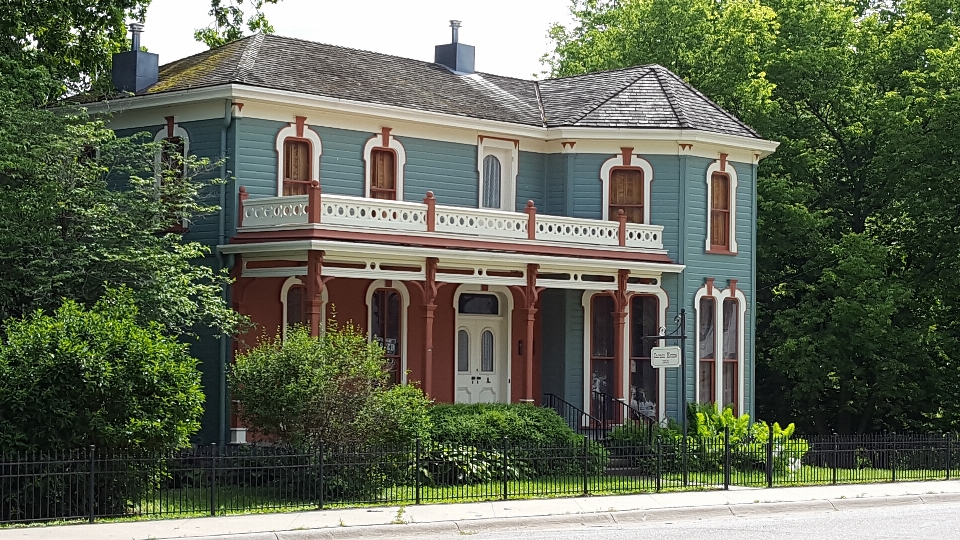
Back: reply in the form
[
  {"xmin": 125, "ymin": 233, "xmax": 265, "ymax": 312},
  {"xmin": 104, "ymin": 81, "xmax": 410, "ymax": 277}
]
[
  {"xmin": 650, "ymin": 65, "xmax": 690, "ymax": 129},
  {"xmin": 157, "ymin": 34, "xmax": 256, "ymax": 71},
  {"xmin": 542, "ymin": 63, "xmax": 658, "ymax": 82},
  {"xmin": 533, "ymin": 80, "xmax": 547, "ymax": 127},
  {"xmin": 233, "ymin": 33, "xmax": 265, "ymax": 83},
  {"xmin": 654, "ymin": 66, "xmax": 760, "ymax": 137},
  {"xmin": 568, "ymin": 68, "xmax": 655, "ymax": 125}
]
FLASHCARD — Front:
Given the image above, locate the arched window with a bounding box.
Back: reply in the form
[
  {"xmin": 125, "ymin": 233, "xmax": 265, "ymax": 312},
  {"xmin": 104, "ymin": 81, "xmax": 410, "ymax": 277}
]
[
  {"xmin": 698, "ymin": 297, "xmax": 717, "ymax": 405},
  {"xmin": 457, "ymin": 329, "xmax": 469, "ymax": 373},
  {"xmin": 480, "ymin": 330, "xmax": 495, "ymax": 372},
  {"xmin": 589, "ymin": 294, "xmax": 615, "ymax": 420},
  {"xmin": 721, "ymin": 298, "xmax": 739, "ymax": 410},
  {"xmin": 283, "ymin": 139, "xmax": 311, "ymax": 195},
  {"xmin": 481, "ymin": 155, "xmax": 502, "ymax": 209},
  {"xmin": 369, "ymin": 149, "xmax": 397, "ymax": 200},
  {"xmin": 609, "ymin": 169, "xmax": 644, "ymax": 224},
  {"xmin": 370, "ymin": 288, "xmax": 403, "ymax": 385},
  {"xmin": 280, "ymin": 276, "xmax": 326, "ymax": 340},
  {"xmin": 710, "ymin": 172, "xmax": 731, "ymax": 249},
  {"xmin": 629, "ymin": 295, "xmax": 658, "ymax": 419}
]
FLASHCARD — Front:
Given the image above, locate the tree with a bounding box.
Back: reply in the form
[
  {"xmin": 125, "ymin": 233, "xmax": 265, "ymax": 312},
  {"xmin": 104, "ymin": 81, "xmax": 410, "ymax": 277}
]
[
  {"xmin": 230, "ymin": 324, "xmax": 432, "ymax": 446},
  {"xmin": 194, "ymin": 0, "xmax": 281, "ymax": 49},
  {"xmin": 0, "ymin": 289, "xmax": 205, "ymax": 453},
  {"xmin": 0, "ymin": 64, "xmax": 244, "ymax": 337},
  {"xmin": 546, "ymin": 0, "xmax": 960, "ymax": 434}
]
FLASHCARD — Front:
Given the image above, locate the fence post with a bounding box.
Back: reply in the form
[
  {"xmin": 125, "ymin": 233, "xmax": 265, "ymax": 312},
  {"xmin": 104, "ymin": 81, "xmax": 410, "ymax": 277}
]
[
  {"xmin": 832, "ymin": 434, "xmax": 839, "ymax": 485},
  {"xmin": 682, "ymin": 435, "xmax": 688, "ymax": 487},
  {"xmin": 766, "ymin": 423, "xmax": 774, "ymax": 488},
  {"xmin": 415, "ymin": 438, "xmax": 422, "ymax": 506},
  {"xmin": 501, "ymin": 437, "xmax": 509, "ymax": 501},
  {"xmin": 946, "ymin": 434, "xmax": 952, "ymax": 481},
  {"xmin": 655, "ymin": 436, "xmax": 662, "ymax": 493},
  {"xmin": 88, "ymin": 445, "xmax": 96, "ymax": 524},
  {"xmin": 890, "ymin": 434, "xmax": 897, "ymax": 483},
  {"xmin": 723, "ymin": 426, "xmax": 731, "ymax": 491},
  {"xmin": 210, "ymin": 443, "xmax": 218, "ymax": 517},
  {"xmin": 582, "ymin": 436, "xmax": 589, "ymax": 496},
  {"xmin": 318, "ymin": 441, "xmax": 324, "ymax": 510}
]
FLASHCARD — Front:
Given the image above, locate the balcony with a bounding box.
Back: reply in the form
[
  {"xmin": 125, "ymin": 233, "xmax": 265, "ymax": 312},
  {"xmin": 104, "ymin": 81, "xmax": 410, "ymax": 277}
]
[{"xmin": 237, "ymin": 185, "xmax": 664, "ymax": 253}]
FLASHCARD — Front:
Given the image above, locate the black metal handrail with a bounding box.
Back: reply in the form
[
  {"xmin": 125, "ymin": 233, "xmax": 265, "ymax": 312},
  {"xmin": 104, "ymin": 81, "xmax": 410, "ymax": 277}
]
[
  {"xmin": 592, "ymin": 391, "xmax": 656, "ymax": 443},
  {"xmin": 541, "ymin": 393, "xmax": 604, "ymax": 440}
]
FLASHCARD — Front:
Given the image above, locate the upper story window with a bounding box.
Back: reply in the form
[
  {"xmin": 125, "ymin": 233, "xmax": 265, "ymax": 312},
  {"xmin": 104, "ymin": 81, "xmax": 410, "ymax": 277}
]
[
  {"xmin": 477, "ymin": 136, "xmax": 518, "ymax": 211},
  {"xmin": 600, "ymin": 149, "xmax": 653, "ymax": 224},
  {"xmin": 275, "ymin": 116, "xmax": 322, "ymax": 197},
  {"xmin": 364, "ymin": 128, "xmax": 406, "ymax": 200},
  {"xmin": 283, "ymin": 139, "xmax": 311, "ymax": 195},
  {"xmin": 481, "ymin": 155, "xmax": 502, "ymax": 209},
  {"xmin": 705, "ymin": 157, "xmax": 739, "ymax": 254},
  {"xmin": 609, "ymin": 169, "xmax": 644, "ymax": 223},
  {"xmin": 154, "ymin": 118, "xmax": 189, "ymax": 182}
]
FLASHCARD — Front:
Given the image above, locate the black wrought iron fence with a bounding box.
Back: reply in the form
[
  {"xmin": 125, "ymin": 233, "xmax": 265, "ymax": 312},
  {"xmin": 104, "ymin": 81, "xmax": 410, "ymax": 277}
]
[{"xmin": 2, "ymin": 431, "xmax": 958, "ymax": 524}]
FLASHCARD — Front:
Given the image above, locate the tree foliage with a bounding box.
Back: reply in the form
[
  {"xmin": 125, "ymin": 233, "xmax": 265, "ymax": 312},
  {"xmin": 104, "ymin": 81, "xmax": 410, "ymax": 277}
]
[
  {"xmin": 230, "ymin": 324, "xmax": 432, "ymax": 447},
  {"xmin": 548, "ymin": 0, "xmax": 960, "ymax": 434},
  {"xmin": 194, "ymin": 0, "xmax": 280, "ymax": 49},
  {"xmin": 0, "ymin": 64, "xmax": 244, "ymax": 337},
  {"xmin": 0, "ymin": 289, "xmax": 204, "ymax": 452}
]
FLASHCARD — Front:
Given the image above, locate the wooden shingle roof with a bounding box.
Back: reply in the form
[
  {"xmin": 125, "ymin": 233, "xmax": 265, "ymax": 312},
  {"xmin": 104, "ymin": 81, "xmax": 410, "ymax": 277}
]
[{"xmin": 138, "ymin": 34, "xmax": 760, "ymax": 139}]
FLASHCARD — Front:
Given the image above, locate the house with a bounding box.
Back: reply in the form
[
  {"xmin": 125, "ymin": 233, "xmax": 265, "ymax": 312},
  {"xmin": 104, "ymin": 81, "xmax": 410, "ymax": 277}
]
[{"xmin": 97, "ymin": 23, "xmax": 778, "ymax": 444}]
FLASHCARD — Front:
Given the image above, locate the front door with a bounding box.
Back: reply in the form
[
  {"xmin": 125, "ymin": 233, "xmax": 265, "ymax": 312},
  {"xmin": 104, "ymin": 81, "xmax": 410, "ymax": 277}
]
[{"xmin": 455, "ymin": 317, "xmax": 504, "ymax": 403}]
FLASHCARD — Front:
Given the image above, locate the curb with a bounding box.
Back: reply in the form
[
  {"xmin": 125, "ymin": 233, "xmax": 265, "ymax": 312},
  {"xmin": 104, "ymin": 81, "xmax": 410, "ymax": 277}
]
[{"xmin": 171, "ymin": 492, "xmax": 960, "ymax": 540}]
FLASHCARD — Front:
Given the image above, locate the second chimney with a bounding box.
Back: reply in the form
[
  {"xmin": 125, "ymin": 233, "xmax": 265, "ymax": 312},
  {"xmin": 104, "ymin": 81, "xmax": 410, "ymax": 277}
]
[
  {"xmin": 434, "ymin": 20, "xmax": 475, "ymax": 74},
  {"xmin": 111, "ymin": 23, "xmax": 159, "ymax": 94}
]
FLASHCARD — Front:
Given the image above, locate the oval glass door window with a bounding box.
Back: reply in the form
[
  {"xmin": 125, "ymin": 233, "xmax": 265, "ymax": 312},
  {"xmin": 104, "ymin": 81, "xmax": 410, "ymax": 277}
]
[
  {"xmin": 481, "ymin": 330, "xmax": 494, "ymax": 372},
  {"xmin": 458, "ymin": 329, "xmax": 469, "ymax": 372}
]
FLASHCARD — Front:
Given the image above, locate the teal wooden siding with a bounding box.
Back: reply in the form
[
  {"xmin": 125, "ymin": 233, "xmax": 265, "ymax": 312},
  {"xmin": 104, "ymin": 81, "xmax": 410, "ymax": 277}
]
[
  {"xmin": 544, "ymin": 154, "xmax": 565, "ymax": 215},
  {"xmin": 540, "ymin": 290, "xmax": 566, "ymax": 398},
  {"xmin": 563, "ymin": 290, "xmax": 586, "ymax": 407},
  {"xmin": 400, "ymin": 136, "xmax": 478, "ymax": 207},
  {"xmin": 571, "ymin": 154, "xmax": 605, "ymax": 219},
  {"xmin": 516, "ymin": 150, "xmax": 544, "ymax": 211}
]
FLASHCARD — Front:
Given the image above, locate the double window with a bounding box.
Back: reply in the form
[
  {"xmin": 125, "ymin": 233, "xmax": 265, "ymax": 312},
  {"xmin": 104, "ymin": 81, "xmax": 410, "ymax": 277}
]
[{"xmin": 696, "ymin": 285, "xmax": 744, "ymax": 412}]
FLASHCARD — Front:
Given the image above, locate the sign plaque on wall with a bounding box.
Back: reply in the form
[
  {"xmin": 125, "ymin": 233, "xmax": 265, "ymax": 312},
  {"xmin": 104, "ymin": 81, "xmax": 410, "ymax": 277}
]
[{"xmin": 650, "ymin": 346, "xmax": 682, "ymax": 368}]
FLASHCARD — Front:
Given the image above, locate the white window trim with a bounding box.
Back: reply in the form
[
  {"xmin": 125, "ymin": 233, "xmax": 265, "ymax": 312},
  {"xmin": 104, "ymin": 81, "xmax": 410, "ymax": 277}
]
[
  {"xmin": 704, "ymin": 160, "xmax": 739, "ymax": 253},
  {"xmin": 365, "ymin": 280, "xmax": 411, "ymax": 384},
  {"xmin": 280, "ymin": 276, "xmax": 327, "ymax": 340},
  {"xmin": 693, "ymin": 284, "xmax": 746, "ymax": 414},
  {"xmin": 275, "ymin": 121, "xmax": 323, "ymax": 197},
  {"xmin": 599, "ymin": 154, "xmax": 654, "ymax": 223},
  {"xmin": 581, "ymin": 287, "xmax": 667, "ymax": 422},
  {"xmin": 477, "ymin": 137, "xmax": 518, "ymax": 211},
  {"xmin": 452, "ymin": 284, "xmax": 514, "ymax": 402},
  {"xmin": 153, "ymin": 123, "xmax": 190, "ymax": 183},
  {"xmin": 363, "ymin": 132, "xmax": 406, "ymax": 199}
]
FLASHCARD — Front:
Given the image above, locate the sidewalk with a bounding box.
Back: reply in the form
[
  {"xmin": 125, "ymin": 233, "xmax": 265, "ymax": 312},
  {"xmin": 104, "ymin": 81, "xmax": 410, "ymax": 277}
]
[{"xmin": 3, "ymin": 481, "xmax": 960, "ymax": 540}]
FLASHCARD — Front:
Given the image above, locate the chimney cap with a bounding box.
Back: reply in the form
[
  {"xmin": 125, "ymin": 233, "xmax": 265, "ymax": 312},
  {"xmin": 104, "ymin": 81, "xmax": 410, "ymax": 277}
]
[
  {"xmin": 129, "ymin": 22, "xmax": 144, "ymax": 32},
  {"xmin": 450, "ymin": 20, "xmax": 462, "ymax": 43}
]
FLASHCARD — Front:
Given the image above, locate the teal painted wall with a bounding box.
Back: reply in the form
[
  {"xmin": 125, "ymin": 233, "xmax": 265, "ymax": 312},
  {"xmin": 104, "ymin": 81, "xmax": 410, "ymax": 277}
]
[
  {"xmin": 400, "ymin": 136, "xmax": 477, "ymax": 207},
  {"xmin": 516, "ymin": 150, "xmax": 545, "ymax": 211},
  {"xmin": 544, "ymin": 154, "xmax": 565, "ymax": 215}
]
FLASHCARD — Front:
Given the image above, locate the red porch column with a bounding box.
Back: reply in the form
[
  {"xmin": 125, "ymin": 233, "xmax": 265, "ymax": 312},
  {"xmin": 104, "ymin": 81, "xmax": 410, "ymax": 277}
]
[
  {"xmin": 306, "ymin": 250, "xmax": 325, "ymax": 337},
  {"xmin": 612, "ymin": 269, "xmax": 631, "ymax": 411},
  {"xmin": 511, "ymin": 264, "xmax": 543, "ymax": 403},
  {"xmin": 422, "ymin": 258, "xmax": 440, "ymax": 396}
]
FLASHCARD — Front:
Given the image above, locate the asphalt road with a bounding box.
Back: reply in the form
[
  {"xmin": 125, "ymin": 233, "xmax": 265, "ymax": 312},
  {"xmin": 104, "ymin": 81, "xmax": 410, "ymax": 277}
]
[{"xmin": 442, "ymin": 500, "xmax": 960, "ymax": 540}]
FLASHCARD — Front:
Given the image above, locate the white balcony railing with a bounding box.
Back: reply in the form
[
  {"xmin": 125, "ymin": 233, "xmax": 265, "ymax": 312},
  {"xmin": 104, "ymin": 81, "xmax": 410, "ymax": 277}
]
[{"xmin": 238, "ymin": 187, "xmax": 663, "ymax": 252}]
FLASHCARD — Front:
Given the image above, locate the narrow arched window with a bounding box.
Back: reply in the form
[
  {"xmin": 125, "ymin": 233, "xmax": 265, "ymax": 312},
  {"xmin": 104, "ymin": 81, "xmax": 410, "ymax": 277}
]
[
  {"xmin": 371, "ymin": 288, "xmax": 402, "ymax": 384},
  {"xmin": 710, "ymin": 172, "xmax": 731, "ymax": 249},
  {"xmin": 481, "ymin": 155, "xmax": 501, "ymax": 209},
  {"xmin": 457, "ymin": 330, "xmax": 470, "ymax": 373},
  {"xmin": 481, "ymin": 330, "xmax": 495, "ymax": 372},
  {"xmin": 283, "ymin": 139, "xmax": 311, "ymax": 195},
  {"xmin": 370, "ymin": 148, "xmax": 397, "ymax": 200},
  {"xmin": 721, "ymin": 298, "xmax": 739, "ymax": 410},
  {"xmin": 698, "ymin": 298, "xmax": 716, "ymax": 405},
  {"xmin": 609, "ymin": 168, "xmax": 644, "ymax": 224}
]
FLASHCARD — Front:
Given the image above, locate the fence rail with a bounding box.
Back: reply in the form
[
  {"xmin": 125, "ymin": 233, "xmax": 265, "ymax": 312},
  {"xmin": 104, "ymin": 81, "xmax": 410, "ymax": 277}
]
[{"xmin": 2, "ymin": 432, "xmax": 958, "ymax": 524}]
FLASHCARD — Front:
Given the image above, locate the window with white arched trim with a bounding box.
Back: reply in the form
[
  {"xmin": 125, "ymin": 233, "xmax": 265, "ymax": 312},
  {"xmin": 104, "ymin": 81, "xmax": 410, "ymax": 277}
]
[
  {"xmin": 363, "ymin": 130, "xmax": 406, "ymax": 200},
  {"xmin": 628, "ymin": 295, "xmax": 659, "ymax": 420},
  {"xmin": 154, "ymin": 123, "xmax": 189, "ymax": 182},
  {"xmin": 280, "ymin": 277, "xmax": 327, "ymax": 340},
  {"xmin": 695, "ymin": 282, "xmax": 746, "ymax": 413},
  {"xmin": 275, "ymin": 117, "xmax": 322, "ymax": 197},
  {"xmin": 599, "ymin": 152, "xmax": 654, "ymax": 223},
  {"xmin": 365, "ymin": 280, "xmax": 410, "ymax": 385},
  {"xmin": 477, "ymin": 136, "xmax": 518, "ymax": 210},
  {"xmin": 705, "ymin": 159, "xmax": 739, "ymax": 254}
]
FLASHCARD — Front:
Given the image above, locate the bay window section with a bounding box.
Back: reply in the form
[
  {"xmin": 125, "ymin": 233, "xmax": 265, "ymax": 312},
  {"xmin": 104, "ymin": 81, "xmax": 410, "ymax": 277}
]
[
  {"xmin": 722, "ymin": 298, "xmax": 739, "ymax": 410},
  {"xmin": 629, "ymin": 295, "xmax": 658, "ymax": 419},
  {"xmin": 371, "ymin": 288, "xmax": 402, "ymax": 384},
  {"xmin": 698, "ymin": 297, "xmax": 716, "ymax": 405},
  {"xmin": 589, "ymin": 294, "xmax": 615, "ymax": 421}
]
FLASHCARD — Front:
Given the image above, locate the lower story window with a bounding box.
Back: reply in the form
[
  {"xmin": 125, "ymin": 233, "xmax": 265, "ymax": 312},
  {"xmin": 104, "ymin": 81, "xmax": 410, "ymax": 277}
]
[
  {"xmin": 722, "ymin": 298, "xmax": 739, "ymax": 410},
  {"xmin": 589, "ymin": 294, "xmax": 615, "ymax": 421},
  {"xmin": 698, "ymin": 297, "xmax": 716, "ymax": 405},
  {"xmin": 371, "ymin": 288, "xmax": 402, "ymax": 384},
  {"xmin": 629, "ymin": 295, "xmax": 658, "ymax": 420}
]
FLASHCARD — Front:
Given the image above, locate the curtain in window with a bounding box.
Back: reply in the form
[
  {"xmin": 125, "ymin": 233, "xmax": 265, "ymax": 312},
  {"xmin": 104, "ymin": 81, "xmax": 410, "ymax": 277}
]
[
  {"xmin": 286, "ymin": 285, "xmax": 306, "ymax": 330},
  {"xmin": 370, "ymin": 149, "xmax": 396, "ymax": 200},
  {"xmin": 609, "ymin": 169, "xmax": 644, "ymax": 223},
  {"xmin": 283, "ymin": 140, "xmax": 310, "ymax": 195},
  {"xmin": 482, "ymin": 155, "xmax": 501, "ymax": 208},
  {"xmin": 711, "ymin": 173, "xmax": 730, "ymax": 247},
  {"xmin": 629, "ymin": 295, "xmax": 658, "ymax": 418},
  {"xmin": 699, "ymin": 298, "xmax": 716, "ymax": 360},
  {"xmin": 722, "ymin": 299, "xmax": 738, "ymax": 359},
  {"xmin": 591, "ymin": 295, "xmax": 615, "ymax": 359},
  {"xmin": 371, "ymin": 289, "xmax": 402, "ymax": 384}
]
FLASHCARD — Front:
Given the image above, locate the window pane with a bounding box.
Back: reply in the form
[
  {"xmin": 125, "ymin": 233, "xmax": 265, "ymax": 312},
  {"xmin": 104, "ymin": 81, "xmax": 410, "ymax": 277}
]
[
  {"xmin": 711, "ymin": 210, "xmax": 729, "ymax": 247},
  {"xmin": 630, "ymin": 295, "xmax": 658, "ymax": 358},
  {"xmin": 283, "ymin": 140, "xmax": 310, "ymax": 195},
  {"xmin": 590, "ymin": 359, "xmax": 615, "ymax": 417},
  {"xmin": 722, "ymin": 299, "xmax": 738, "ymax": 359},
  {"xmin": 609, "ymin": 168, "xmax": 643, "ymax": 223},
  {"xmin": 371, "ymin": 149, "xmax": 396, "ymax": 200},
  {"xmin": 711, "ymin": 173, "xmax": 729, "ymax": 210},
  {"xmin": 710, "ymin": 173, "xmax": 730, "ymax": 247},
  {"xmin": 591, "ymin": 295, "xmax": 615, "ymax": 359},
  {"xmin": 482, "ymin": 155, "xmax": 502, "ymax": 208},
  {"xmin": 286, "ymin": 285, "xmax": 305, "ymax": 328},
  {"xmin": 699, "ymin": 298, "xmax": 715, "ymax": 360},
  {"xmin": 630, "ymin": 358, "xmax": 657, "ymax": 419},
  {"xmin": 629, "ymin": 295, "xmax": 658, "ymax": 419},
  {"xmin": 699, "ymin": 360, "xmax": 715, "ymax": 404},
  {"xmin": 481, "ymin": 330, "xmax": 494, "ymax": 372},
  {"xmin": 457, "ymin": 330, "xmax": 469, "ymax": 372},
  {"xmin": 371, "ymin": 289, "xmax": 401, "ymax": 357},
  {"xmin": 722, "ymin": 362, "xmax": 736, "ymax": 408},
  {"xmin": 458, "ymin": 293, "xmax": 499, "ymax": 315}
]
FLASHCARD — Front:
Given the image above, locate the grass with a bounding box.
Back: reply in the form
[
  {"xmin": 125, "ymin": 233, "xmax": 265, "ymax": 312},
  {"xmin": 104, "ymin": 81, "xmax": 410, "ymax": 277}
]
[{"xmin": 3, "ymin": 465, "xmax": 958, "ymax": 528}]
